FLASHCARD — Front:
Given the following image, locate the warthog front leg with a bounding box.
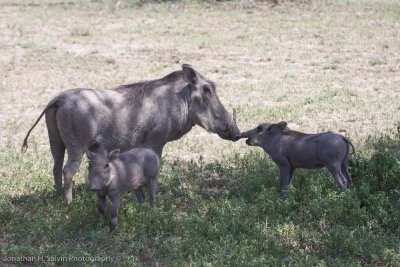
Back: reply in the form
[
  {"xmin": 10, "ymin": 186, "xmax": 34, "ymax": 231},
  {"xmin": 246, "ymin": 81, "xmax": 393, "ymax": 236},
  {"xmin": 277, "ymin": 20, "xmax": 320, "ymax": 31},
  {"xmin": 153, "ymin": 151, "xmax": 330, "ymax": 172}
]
[
  {"xmin": 279, "ymin": 166, "xmax": 292, "ymax": 199},
  {"xmin": 275, "ymin": 157, "xmax": 293, "ymax": 199},
  {"xmin": 62, "ymin": 154, "xmax": 83, "ymax": 204},
  {"xmin": 110, "ymin": 194, "xmax": 121, "ymax": 230}
]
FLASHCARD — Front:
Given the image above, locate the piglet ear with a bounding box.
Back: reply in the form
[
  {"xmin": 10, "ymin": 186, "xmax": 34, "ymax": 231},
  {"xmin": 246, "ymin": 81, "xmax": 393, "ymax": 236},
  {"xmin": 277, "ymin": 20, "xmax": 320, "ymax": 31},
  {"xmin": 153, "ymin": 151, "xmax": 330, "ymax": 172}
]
[
  {"xmin": 277, "ymin": 121, "xmax": 287, "ymax": 129},
  {"xmin": 108, "ymin": 149, "xmax": 120, "ymax": 160}
]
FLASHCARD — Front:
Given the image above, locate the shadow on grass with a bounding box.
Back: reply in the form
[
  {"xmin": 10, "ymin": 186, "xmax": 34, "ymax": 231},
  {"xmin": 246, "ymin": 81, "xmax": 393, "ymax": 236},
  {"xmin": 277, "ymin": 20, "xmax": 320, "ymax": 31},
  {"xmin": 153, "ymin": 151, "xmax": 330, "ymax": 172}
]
[{"xmin": 0, "ymin": 149, "xmax": 399, "ymax": 265}]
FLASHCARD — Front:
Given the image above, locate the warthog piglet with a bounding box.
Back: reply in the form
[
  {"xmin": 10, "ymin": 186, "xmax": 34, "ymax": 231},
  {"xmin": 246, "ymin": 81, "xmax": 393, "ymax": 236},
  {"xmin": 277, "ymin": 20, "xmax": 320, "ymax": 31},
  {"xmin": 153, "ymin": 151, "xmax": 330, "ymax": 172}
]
[
  {"xmin": 241, "ymin": 121, "xmax": 354, "ymax": 198},
  {"xmin": 86, "ymin": 141, "xmax": 160, "ymax": 230}
]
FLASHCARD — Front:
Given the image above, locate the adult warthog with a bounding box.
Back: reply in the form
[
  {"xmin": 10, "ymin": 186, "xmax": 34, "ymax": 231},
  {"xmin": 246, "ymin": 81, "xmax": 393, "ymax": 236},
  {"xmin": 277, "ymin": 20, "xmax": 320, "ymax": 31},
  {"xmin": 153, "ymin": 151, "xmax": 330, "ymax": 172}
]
[{"xmin": 22, "ymin": 64, "xmax": 241, "ymax": 204}]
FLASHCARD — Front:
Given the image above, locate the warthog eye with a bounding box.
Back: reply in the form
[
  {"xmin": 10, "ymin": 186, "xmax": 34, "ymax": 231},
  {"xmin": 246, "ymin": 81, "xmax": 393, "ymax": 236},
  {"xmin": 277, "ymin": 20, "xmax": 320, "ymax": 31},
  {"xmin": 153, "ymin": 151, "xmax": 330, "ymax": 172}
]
[
  {"xmin": 104, "ymin": 163, "xmax": 110, "ymax": 169},
  {"xmin": 202, "ymin": 85, "xmax": 212, "ymax": 95},
  {"xmin": 257, "ymin": 126, "xmax": 263, "ymax": 132}
]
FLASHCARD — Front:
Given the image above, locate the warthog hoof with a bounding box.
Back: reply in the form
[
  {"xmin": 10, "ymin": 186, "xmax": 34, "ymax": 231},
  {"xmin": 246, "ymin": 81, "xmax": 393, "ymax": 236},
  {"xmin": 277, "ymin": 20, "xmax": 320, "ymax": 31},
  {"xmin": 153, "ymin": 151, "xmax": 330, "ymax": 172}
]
[{"xmin": 64, "ymin": 189, "xmax": 73, "ymax": 204}]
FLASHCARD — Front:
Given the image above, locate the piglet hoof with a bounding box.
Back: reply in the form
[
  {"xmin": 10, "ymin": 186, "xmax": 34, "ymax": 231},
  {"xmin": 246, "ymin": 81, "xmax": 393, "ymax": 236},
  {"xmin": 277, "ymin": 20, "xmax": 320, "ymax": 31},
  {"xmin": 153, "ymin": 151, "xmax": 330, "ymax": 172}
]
[{"xmin": 110, "ymin": 218, "xmax": 118, "ymax": 231}]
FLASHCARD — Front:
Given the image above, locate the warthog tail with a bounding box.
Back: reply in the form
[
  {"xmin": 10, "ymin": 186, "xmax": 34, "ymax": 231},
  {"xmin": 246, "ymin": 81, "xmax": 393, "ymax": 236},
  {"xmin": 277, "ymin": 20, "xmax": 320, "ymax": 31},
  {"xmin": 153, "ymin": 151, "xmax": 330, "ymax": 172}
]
[
  {"xmin": 21, "ymin": 99, "xmax": 59, "ymax": 154},
  {"xmin": 343, "ymin": 137, "xmax": 355, "ymax": 154}
]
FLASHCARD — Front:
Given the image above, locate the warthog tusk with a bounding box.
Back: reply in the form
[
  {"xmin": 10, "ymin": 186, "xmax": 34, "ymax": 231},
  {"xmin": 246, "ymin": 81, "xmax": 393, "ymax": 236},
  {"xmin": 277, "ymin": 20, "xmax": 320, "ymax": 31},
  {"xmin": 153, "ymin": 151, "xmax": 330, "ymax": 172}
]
[{"xmin": 228, "ymin": 108, "xmax": 237, "ymax": 133}]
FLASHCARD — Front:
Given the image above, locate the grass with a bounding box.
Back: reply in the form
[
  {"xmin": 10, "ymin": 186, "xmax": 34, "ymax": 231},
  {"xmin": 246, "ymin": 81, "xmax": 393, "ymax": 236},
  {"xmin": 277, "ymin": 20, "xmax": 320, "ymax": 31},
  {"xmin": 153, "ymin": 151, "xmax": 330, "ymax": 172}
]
[
  {"xmin": 0, "ymin": 0, "xmax": 399, "ymax": 265},
  {"xmin": 1, "ymin": 148, "xmax": 399, "ymax": 265}
]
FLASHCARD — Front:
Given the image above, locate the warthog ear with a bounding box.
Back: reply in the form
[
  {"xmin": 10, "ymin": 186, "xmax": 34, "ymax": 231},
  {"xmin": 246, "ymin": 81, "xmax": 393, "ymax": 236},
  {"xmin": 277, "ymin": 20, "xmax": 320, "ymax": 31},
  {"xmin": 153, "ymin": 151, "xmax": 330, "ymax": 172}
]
[
  {"xmin": 277, "ymin": 121, "xmax": 288, "ymax": 129},
  {"xmin": 86, "ymin": 140, "xmax": 103, "ymax": 159},
  {"xmin": 86, "ymin": 151, "xmax": 95, "ymax": 160},
  {"xmin": 108, "ymin": 149, "xmax": 120, "ymax": 160},
  {"xmin": 182, "ymin": 64, "xmax": 199, "ymax": 86}
]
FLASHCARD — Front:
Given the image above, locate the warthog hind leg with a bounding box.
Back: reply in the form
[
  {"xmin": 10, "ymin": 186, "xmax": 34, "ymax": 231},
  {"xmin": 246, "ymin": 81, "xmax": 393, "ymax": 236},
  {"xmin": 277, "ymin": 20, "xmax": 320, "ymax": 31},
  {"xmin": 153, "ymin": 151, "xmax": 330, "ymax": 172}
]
[
  {"xmin": 327, "ymin": 164, "xmax": 347, "ymax": 190},
  {"xmin": 341, "ymin": 155, "xmax": 352, "ymax": 188},
  {"xmin": 135, "ymin": 186, "xmax": 145, "ymax": 204},
  {"xmin": 46, "ymin": 107, "xmax": 65, "ymax": 189}
]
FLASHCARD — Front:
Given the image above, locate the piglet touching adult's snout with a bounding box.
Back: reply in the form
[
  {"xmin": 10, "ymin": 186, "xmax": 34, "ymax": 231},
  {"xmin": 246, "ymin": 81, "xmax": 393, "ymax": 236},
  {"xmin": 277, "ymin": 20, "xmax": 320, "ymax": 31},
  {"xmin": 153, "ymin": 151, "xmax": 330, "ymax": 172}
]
[
  {"xmin": 86, "ymin": 141, "xmax": 160, "ymax": 230},
  {"xmin": 240, "ymin": 121, "xmax": 355, "ymax": 198}
]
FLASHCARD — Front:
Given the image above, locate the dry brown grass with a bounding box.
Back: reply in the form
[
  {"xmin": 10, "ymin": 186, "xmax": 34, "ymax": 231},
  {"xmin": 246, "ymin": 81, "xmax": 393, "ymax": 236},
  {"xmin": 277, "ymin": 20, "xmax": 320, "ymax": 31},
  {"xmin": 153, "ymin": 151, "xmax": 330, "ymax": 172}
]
[{"xmin": 1, "ymin": 0, "xmax": 399, "ymax": 164}]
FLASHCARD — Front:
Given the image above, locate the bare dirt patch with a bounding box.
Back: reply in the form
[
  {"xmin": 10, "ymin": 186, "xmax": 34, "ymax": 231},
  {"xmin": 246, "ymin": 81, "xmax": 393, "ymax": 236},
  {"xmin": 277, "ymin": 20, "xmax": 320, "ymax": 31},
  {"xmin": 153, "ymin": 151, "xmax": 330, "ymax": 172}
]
[{"xmin": 1, "ymin": 0, "xmax": 399, "ymax": 164}]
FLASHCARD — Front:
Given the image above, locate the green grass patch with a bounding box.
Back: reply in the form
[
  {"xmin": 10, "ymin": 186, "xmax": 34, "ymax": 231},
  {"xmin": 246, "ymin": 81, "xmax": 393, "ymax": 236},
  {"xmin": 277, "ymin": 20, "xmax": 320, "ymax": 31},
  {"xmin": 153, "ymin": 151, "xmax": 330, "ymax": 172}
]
[{"xmin": 1, "ymin": 149, "xmax": 399, "ymax": 265}]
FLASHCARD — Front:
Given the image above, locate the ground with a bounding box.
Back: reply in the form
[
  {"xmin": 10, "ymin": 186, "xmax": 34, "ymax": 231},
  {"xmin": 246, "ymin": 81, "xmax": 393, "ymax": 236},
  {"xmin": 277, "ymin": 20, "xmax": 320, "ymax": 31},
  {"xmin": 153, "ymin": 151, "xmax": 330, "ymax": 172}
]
[{"xmin": 0, "ymin": 0, "xmax": 399, "ymax": 265}]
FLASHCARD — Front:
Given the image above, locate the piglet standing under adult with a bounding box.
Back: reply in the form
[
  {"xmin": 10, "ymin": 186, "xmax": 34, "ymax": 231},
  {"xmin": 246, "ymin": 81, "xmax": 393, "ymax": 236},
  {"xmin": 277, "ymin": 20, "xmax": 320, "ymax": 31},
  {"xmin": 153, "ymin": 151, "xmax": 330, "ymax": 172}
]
[
  {"xmin": 86, "ymin": 141, "xmax": 160, "ymax": 230},
  {"xmin": 241, "ymin": 121, "xmax": 354, "ymax": 198}
]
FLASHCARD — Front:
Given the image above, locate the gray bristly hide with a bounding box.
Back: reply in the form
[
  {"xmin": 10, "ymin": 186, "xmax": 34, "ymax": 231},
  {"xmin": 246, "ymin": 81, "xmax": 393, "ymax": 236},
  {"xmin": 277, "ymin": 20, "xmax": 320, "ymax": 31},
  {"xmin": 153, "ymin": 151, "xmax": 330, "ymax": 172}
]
[
  {"xmin": 22, "ymin": 64, "xmax": 241, "ymax": 204},
  {"xmin": 240, "ymin": 121, "xmax": 355, "ymax": 198},
  {"xmin": 86, "ymin": 141, "xmax": 160, "ymax": 230}
]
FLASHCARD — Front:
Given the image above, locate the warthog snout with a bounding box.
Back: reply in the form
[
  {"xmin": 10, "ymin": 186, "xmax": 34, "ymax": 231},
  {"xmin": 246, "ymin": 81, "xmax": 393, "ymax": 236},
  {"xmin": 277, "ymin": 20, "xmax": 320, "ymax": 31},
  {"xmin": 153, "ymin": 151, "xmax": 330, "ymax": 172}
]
[
  {"xmin": 245, "ymin": 138, "xmax": 252, "ymax": 146},
  {"xmin": 239, "ymin": 128, "xmax": 259, "ymax": 145},
  {"xmin": 89, "ymin": 187, "xmax": 102, "ymax": 192},
  {"xmin": 216, "ymin": 108, "xmax": 241, "ymax": 141},
  {"xmin": 240, "ymin": 131, "xmax": 251, "ymax": 139}
]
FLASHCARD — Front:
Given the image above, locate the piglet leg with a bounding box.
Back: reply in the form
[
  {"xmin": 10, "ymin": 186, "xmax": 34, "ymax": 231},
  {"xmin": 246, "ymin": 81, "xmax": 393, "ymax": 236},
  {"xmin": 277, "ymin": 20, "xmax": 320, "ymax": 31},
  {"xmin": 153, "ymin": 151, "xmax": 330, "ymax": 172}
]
[
  {"xmin": 97, "ymin": 192, "xmax": 107, "ymax": 223},
  {"xmin": 135, "ymin": 186, "xmax": 145, "ymax": 204},
  {"xmin": 279, "ymin": 166, "xmax": 292, "ymax": 199},
  {"xmin": 110, "ymin": 194, "xmax": 121, "ymax": 230},
  {"xmin": 148, "ymin": 178, "xmax": 158, "ymax": 208}
]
